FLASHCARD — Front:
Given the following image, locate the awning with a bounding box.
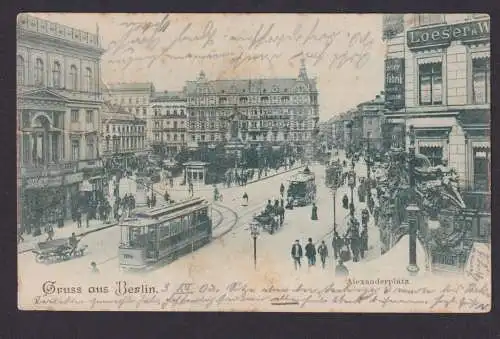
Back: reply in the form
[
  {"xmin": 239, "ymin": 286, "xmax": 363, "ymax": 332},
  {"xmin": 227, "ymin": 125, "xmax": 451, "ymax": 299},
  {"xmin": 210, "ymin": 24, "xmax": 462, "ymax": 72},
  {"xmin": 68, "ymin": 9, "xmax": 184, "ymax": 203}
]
[
  {"xmin": 417, "ymin": 56, "xmax": 443, "ymax": 65},
  {"xmin": 471, "ymin": 51, "xmax": 489, "ymax": 60},
  {"xmin": 418, "ymin": 140, "xmax": 443, "ymax": 148},
  {"xmin": 472, "ymin": 141, "xmax": 490, "ymax": 149}
]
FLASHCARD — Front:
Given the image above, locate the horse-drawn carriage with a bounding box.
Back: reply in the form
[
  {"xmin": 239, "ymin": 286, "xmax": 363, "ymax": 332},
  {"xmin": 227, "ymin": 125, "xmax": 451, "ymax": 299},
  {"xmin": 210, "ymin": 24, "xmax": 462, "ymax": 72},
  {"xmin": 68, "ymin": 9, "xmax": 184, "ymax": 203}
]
[
  {"xmin": 32, "ymin": 238, "xmax": 87, "ymax": 264},
  {"xmin": 253, "ymin": 211, "xmax": 280, "ymax": 234}
]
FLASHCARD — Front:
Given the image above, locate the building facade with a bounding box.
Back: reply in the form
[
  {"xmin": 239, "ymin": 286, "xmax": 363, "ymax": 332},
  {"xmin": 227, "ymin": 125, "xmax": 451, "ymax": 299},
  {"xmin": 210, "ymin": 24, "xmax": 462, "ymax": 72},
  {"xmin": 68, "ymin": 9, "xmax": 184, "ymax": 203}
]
[
  {"xmin": 357, "ymin": 93, "xmax": 386, "ymax": 150},
  {"xmin": 100, "ymin": 102, "xmax": 147, "ymax": 159},
  {"xmin": 150, "ymin": 91, "xmax": 188, "ymax": 157},
  {"xmin": 383, "ymin": 14, "xmax": 490, "ymax": 194},
  {"xmin": 105, "ymin": 82, "xmax": 155, "ymax": 149},
  {"xmin": 185, "ymin": 60, "xmax": 320, "ymax": 158},
  {"xmin": 17, "ymin": 14, "xmax": 105, "ymax": 228}
]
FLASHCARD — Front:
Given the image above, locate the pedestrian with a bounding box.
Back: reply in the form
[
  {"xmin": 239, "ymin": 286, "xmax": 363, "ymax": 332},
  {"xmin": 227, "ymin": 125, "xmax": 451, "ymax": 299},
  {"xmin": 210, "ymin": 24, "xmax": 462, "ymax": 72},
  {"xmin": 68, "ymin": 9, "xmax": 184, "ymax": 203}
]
[
  {"xmin": 90, "ymin": 261, "xmax": 100, "ymax": 273},
  {"xmin": 17, "ymin": 224, "xmax": 24, "ymax": 243},
  {"xmin": 242, "ymin": 192, "xmax": 249, "ymax": 205},
  {"xmin": 335, "ymin": 259, "xmax": 349, "ymax": 277},
  {"xmin": 311, "ymin": 203, "xmax": 318, "ymax": 221},
  {"xmin": 317, "ymin": 240, "xmax": 328, "ymax": 269},
  {"xmin": 360, "ymin": 227, "xmax": 368, "ymax": 259},
  {"xmin": 305, "ymin": 238, "xmax": 316, "ymax": 267},
  {"xmin": 332, "ymin": 231, "xmax": 343, "ymax": 260},
  {"xmin": 342, "ymin": 194, "xmax": 349, "ymax": 210},
  {"xmin": 46, "ymin": 224, "xmax": 54, "ymax": 241},
  {"xmin": 290, "ymin": 240, "xmax": 303, "ymax": 270},
  {"xmin": 76, "ymin": 209, "xmax": 82, "ymax": 228},
  {"xmin": 280, "ymin": 183, "xmax": 285, "ymax": 197}
]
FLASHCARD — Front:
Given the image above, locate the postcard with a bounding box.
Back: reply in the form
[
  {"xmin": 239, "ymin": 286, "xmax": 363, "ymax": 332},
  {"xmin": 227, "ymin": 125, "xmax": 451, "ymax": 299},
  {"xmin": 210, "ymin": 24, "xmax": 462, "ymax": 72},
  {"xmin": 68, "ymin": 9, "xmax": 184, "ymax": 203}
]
[{"xmin": 17, "ymin": 13, "xmax": 491, "ymax": 312}]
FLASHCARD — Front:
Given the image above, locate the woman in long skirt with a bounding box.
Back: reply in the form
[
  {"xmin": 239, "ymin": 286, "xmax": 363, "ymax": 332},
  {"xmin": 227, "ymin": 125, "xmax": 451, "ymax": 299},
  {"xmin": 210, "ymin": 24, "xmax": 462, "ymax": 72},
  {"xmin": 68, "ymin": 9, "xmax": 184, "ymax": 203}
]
[{"xmin": 311, "ymin": 203, "xmax": 318, "ymax": 221}]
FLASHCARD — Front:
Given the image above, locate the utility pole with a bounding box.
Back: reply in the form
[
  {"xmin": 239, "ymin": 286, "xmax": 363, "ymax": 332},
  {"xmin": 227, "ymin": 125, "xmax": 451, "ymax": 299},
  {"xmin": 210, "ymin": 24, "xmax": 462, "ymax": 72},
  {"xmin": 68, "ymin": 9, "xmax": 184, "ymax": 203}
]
[{"xmin": 407, "ymin": 125, "xmax": 420, "ymax": 275}]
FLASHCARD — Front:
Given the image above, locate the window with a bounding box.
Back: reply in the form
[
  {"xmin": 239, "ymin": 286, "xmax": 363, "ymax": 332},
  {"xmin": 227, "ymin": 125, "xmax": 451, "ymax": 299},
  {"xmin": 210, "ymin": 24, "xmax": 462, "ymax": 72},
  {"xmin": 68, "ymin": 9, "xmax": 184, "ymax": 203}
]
[
  {"xmin": 419, "ymin": 63, "xmax": 442, "ymax": 105},
  {"xmin": 71, "ymin": 140, "xmax": 80, "ymax": 161},
  {"xmin": 17, "ymin": 56, "xmax": 25, "ymax": 85},
  {"xmin": 84, "ymin": 67, "xmax": 92, "ymax": 92},
  {"xmin": 86, "ymin": 138, "xmax": 94, "ymax": 159},
  {"xmin": 86, "ymin": 110, "xmax": 93, "ymax": 123},
  {"xmin": 191, "ymin": 135, "xmax": 195, "ymax": 141},
  {"xmin": 473, "ymin": 148, "xmax": 490, "ymax": 191},
  {"xmin": 472, "ymin": 58, "xmax": 490, "ymax": 104},
  {"xmin": 71, "ymin": 110, "xmax": 79, "ymax": 123},
  {"xmin": 174, "ymin": 134, "xmax": 178, "ymax": 141},
  {"xmin": 419, "ymin": 146, "xmax": 443, "ymax": 166},
  {"xmin": 69, "ymin": 65, "xmax": 78, "ymax": 90},
  {"xmin": 142, "ymin": 108, "xmax": 147, "ymax": 116},
  {"xmin": 417, "ymin": 14, "xmax": 446, "ymax": 26},
  {"xmin": 180, "ymin": 109, "xmax": 184, "ymax": 115},
  {"xmin": 52, "ymin": 61, "xmax": 61, "ymax": 88},
  {"xmin": 35, "ymin": 58, "xmax": 44, "ymax": 86},
  {"xmin": 181, "ymin": 134, "xmax": 185, "ymax": 141},
  {"xmin": 129, "ymin": 98, "xmax": 132, "ymax": 104}
]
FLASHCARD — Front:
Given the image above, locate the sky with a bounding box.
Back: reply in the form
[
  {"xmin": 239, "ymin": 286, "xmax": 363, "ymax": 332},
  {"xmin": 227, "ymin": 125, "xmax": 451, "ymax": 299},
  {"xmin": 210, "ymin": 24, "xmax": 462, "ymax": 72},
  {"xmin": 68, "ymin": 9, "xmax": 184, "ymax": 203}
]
[{"xmin": 31, "ymin": 13, "xmax": 386, "ymax": 121}]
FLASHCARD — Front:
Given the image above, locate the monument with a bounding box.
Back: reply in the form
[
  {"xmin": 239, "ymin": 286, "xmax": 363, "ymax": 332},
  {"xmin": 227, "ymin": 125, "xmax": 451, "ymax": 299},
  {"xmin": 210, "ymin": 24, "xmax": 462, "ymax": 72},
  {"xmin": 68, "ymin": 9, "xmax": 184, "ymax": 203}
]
[{"xmin": 224, "ymin": 105, "xmax": 246, "ymax": 159}]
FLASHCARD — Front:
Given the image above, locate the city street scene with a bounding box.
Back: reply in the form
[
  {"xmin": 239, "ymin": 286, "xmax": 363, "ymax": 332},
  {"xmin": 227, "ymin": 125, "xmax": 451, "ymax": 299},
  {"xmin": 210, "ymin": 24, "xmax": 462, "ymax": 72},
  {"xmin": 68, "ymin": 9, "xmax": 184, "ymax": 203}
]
[{"xmin": 17, "ymin": 13, "xmax": 490, "ymax": 312}]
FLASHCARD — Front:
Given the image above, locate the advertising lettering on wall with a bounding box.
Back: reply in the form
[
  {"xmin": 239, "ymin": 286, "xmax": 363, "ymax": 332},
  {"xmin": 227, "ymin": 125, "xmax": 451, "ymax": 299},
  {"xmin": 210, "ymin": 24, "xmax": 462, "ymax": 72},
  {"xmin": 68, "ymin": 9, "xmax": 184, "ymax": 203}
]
[
  {"xmin": 407, "ymin": 19, "xmax": 490, "ymax": 50},
  {"xmin": 384, "ymin": 58, "xmax": 405, "ymax": 110}
]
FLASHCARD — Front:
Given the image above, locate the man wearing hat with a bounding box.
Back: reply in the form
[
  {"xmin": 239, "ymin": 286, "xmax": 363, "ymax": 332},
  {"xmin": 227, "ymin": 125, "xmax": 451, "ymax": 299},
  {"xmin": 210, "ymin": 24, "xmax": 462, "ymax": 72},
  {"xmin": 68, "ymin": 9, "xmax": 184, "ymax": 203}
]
[{"xmin": 290, "ymin": 240, "xmax": 303, "ymax": 270}]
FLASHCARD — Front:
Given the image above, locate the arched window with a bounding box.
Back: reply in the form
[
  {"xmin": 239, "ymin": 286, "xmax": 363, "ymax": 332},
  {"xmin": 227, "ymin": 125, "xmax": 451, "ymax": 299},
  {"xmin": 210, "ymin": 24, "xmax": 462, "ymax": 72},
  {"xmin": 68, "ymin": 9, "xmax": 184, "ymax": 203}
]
[
  {"xmin": 17, "ymin": 56, "xmax": 25, "ymax": 85},
  {"xmin": 84, "ymin": 67, "xmax": 92, "ymax": 92},
  {"xmin": 52, "ymin": 61, "xmax": 61, "ymax": 88},
  {"xmin": 69, "ymin": 65, "xmax": 78, "ymax": 90},
  {"xmin": 34, "ymin": 58, "xmax": 44, "ymax": 85}
]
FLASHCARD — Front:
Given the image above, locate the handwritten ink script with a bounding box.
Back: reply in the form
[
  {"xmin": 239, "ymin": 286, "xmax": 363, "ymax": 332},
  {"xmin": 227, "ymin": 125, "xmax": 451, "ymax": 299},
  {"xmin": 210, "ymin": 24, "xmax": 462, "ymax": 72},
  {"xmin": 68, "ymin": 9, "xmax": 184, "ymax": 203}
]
[
  {"xmin": 105, "ymin": 15, "xmax": 374, "ymax": 72},
  {"xmin": 27, "ymin": 279, "xmax": 490, "ymax": 312}
]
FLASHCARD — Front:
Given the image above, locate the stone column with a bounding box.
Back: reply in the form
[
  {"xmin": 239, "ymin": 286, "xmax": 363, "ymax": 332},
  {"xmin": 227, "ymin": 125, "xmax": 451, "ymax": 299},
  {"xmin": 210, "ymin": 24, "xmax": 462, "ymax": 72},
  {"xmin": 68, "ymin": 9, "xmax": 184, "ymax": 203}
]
[{"xmin": 48, "ymin": 133, "xmax": 53, "ymax": 163}]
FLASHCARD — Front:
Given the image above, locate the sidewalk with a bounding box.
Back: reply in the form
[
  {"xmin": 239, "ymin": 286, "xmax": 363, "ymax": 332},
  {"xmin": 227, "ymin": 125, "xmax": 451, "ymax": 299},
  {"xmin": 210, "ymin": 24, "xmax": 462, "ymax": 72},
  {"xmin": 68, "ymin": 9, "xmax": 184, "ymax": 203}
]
[
  {"xmin": 17, "ymin": 219, "xmax": 118, "ymax": 254},
  {"xmin": 155, "ymin": 164, "xmax": 306, "ymax": 201}
]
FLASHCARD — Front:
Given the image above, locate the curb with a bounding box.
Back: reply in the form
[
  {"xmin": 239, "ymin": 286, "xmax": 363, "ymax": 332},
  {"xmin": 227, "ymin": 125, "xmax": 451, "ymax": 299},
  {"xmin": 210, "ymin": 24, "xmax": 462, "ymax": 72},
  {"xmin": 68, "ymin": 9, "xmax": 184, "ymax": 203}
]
[
  {"xmin": 157, "ymin": 165, "xmax": 306, "ymax": 193},
  {"xmin": 17, "ymin": 222, "xmax": 119, "ymax": 255}
]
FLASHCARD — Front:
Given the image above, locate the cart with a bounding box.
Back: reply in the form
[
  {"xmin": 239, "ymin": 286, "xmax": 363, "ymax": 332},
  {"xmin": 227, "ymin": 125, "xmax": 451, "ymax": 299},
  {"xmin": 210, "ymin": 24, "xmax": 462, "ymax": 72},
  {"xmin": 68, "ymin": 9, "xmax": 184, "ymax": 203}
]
[
  {"xmin": 32, "ymin": 238, "xmax": 87, "ymax": 264},
  {"xmin": 253, "ymin": 212, "xmax": 279, "ymax": 234}
]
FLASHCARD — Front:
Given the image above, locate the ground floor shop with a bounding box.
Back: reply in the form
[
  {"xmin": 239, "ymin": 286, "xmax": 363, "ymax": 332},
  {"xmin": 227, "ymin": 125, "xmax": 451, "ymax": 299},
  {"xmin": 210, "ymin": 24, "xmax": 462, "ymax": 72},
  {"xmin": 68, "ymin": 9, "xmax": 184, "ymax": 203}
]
[{"xmin": 384, "ymin": 108, "xmax": 490, "ymax": 193}]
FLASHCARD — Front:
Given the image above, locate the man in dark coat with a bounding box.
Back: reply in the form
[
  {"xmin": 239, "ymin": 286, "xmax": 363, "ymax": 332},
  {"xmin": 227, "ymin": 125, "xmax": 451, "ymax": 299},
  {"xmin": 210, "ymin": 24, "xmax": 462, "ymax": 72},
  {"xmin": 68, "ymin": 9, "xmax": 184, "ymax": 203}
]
[
  {"xmin": 280, "ymin": 183, "xmax": 285, "ymax": 197},
  {"xmin": 317, "ymin": 240, "xmax": 328, "ymax": 269},
  {"xmin": 305, "ymin": 238, "xmax": 317, "ymax": 267},
  {"xmin": 332, "ymin": 231, "xmax": 343, "ymax": 260},
  {"xmin": 291, "ymin": 240, "xmax": 303, "ymax": 270}
]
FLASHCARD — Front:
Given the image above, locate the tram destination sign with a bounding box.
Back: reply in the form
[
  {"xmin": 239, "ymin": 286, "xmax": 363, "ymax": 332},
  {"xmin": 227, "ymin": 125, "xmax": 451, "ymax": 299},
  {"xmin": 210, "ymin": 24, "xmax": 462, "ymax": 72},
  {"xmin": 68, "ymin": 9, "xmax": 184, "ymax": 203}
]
[{"xmin": 407, "ymin": 18, "xmax": 490, "ymax": 50}]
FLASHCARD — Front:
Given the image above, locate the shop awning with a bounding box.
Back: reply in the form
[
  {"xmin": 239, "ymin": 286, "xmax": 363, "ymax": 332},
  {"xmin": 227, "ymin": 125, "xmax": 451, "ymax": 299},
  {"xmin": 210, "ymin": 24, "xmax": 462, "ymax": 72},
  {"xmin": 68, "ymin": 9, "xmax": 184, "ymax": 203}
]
[
  {"xmin": 472, "ymin": 141, "xmax": 490, "ymax": 149},
  {"xmin": 418, "ymin": 140, "xmax": 443, "ymax": 148}
]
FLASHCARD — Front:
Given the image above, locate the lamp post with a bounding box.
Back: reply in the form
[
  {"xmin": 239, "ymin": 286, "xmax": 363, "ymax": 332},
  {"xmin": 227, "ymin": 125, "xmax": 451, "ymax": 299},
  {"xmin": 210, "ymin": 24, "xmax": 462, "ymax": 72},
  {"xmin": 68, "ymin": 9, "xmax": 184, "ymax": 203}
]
[
  {"xmin": 406, "ymin": 125, "xmax": 420, "ymax": 275},
  {"xmin": 250, "ymin": 221, "xmax": 260, "ymax": 270},
  {"xmin": 348, "ymin": 161, "xmax": 356, "ymax": 216}
]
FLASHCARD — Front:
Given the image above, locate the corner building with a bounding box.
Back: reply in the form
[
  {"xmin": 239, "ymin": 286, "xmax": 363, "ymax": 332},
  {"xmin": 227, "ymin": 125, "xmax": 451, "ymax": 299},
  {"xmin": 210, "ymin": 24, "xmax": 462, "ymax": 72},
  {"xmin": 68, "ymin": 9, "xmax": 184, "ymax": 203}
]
[
  {"xmin": 17, "ymin": 14, "xmax": 105, "ymax": 230},
  {"xmin": 185, "ymin": 61, "xmax": 320, "ymax": 157},
  {"xmin": 384, "ymin": 14, "xmax": 490, "ymax": 196}
]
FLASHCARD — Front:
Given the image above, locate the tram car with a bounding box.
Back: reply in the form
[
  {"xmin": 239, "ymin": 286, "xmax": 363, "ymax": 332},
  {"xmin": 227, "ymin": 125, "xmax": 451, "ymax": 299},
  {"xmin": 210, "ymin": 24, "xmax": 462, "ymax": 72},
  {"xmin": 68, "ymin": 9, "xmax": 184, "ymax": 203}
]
[
  {"xmin": 118, "ymin": 197, "xmax": 212, "ymax": 270},
  {"xmin": 287, "ymin": 167, "xmax": 316, "ymax": 207}
]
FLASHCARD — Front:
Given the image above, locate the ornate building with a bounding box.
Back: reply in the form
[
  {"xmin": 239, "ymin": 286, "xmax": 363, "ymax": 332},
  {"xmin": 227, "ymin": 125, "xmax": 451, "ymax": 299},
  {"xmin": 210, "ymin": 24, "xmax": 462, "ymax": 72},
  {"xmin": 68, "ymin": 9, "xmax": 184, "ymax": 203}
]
[
  {"xmin": 185, "ymin": 60, "xmax": 320, "ymax": 157},
  {"xmin": 384, "ymin": 14, "xmax": 490, "ymax": 193},
  {"xmin": 105, "ymin": 82, "xmax": 155, "ymax": 149},
  {"xmin": 101, "ymin": 102, "xmax": 148, "ymax": 159},
  {"xmin": 17, "ymin": 14, "xmax": 105, "ymax": 228},
  {"xmin": 150, "ymin": 91, "xmax": 188, "ymax": 157}
]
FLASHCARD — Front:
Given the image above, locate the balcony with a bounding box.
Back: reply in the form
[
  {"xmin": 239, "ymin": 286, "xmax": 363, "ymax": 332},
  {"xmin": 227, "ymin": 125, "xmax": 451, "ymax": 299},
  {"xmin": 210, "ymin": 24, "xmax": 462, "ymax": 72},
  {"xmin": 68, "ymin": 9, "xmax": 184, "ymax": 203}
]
[
  {"xmin": 20, "ymin": 161, "xmax": 78, "ymax": 178},
  {"xmin": 70, "ymin": 122, "xmax": 98, "ymax": 133}
]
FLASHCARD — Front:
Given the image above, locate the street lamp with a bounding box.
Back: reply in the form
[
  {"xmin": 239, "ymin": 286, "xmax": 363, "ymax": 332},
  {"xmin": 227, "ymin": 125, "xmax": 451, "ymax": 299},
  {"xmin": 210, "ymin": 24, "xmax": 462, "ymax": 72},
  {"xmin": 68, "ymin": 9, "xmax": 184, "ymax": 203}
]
[
  {"xmin": 406, "ymin": 125, "xmax": 420, "ymax": 275},
  {"xmin": 348, "ymin": 161, "xmax": 356, "ymax": 216},
  {"xmin": 250, "ymin": 221, "xmax": 260, "ymax": 270}
]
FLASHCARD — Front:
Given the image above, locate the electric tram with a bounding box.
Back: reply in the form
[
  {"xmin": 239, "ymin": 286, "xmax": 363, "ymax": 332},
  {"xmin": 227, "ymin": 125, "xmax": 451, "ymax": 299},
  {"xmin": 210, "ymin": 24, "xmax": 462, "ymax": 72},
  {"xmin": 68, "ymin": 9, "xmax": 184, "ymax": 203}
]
[{"xmin": 118, "ymin": 197, "xmax": 212, "ymax": 269}]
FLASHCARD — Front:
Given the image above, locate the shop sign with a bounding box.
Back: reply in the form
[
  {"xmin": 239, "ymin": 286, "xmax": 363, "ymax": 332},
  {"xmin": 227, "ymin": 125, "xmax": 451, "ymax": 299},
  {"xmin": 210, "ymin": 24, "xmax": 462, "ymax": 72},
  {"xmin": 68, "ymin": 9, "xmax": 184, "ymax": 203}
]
[
  {"xmin": 384, "ymin": 58, "xmax": 405, "ymax": 110},
  {"xmin": 407, "ymin": 19, "xmax": 490, "ymax": 50},
  {"xmin": 25, "ymin": 175, "xmax": 63, "ymax": 189},
  {"xmin": 65, "ymin": 172, "xmax": 84, "ymax": 184}
]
